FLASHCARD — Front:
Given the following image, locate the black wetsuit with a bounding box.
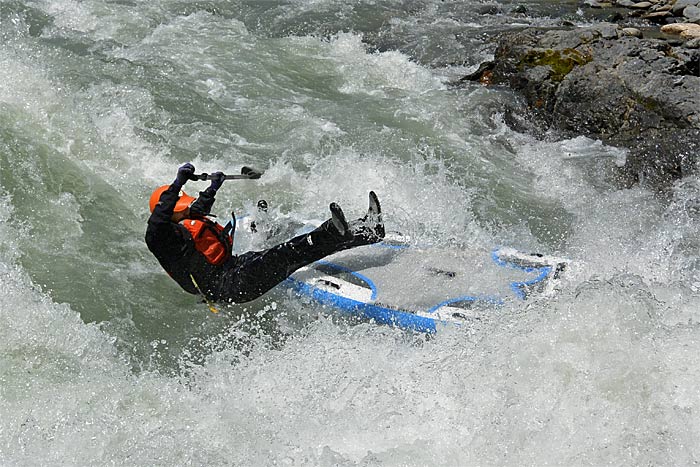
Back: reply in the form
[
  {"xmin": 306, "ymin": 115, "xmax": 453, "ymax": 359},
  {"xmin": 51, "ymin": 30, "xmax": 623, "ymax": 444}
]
[{"xmin": 146, "ymin": 183, "xmax": 371, "ymax": 303}]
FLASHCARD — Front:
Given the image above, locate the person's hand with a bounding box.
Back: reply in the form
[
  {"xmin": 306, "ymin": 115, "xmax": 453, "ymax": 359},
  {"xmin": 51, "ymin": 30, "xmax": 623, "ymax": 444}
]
[
  {"xmin": 208, "ymin": 171, "xmax": 225, "ymax": 192},
  {"xmin": 174, "ymin": 162, "xmax": 195, "ymax": 186}
]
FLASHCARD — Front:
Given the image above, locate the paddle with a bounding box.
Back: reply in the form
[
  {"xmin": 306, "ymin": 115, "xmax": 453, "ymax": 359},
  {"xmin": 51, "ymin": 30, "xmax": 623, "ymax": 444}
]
[{"xmin": 192, "ymin": 166, "xmax": 263, "ymax": 181}]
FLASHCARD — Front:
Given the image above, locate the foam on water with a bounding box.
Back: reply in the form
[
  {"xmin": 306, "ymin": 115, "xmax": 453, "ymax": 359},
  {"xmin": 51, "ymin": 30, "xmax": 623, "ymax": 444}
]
[
  {"xmin": 328, "ymin": 32, "xmax": 445, "ymax": 96},
  {"xmin": 2, "ymin": 0, "xmax": 700, "ymax": 464}
]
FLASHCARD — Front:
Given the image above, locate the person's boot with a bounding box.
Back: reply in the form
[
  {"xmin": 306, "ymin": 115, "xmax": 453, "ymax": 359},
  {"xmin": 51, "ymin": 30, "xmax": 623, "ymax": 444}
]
[
  {"xmin": 329, "ymin": 202, "xmax": 353, "ymax": 241},
  {"xmin": 348, "ymin": 191, "xmax": 385, "ymax": 245},
  {"xmin": 365, "ymin": 190, "xmax": 384, "ymax": 238}
]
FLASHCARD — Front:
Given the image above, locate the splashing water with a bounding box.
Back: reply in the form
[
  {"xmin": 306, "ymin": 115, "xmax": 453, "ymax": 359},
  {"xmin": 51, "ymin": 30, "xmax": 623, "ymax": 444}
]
[{"xmin": 1, "ymin": 0, "xmax": 700, "ymax": 464}]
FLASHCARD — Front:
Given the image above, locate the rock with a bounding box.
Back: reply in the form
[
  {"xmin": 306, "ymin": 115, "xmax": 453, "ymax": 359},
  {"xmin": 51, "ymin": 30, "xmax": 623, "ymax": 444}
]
[
  {"xmin": 685, "ymin": 37, "xmax": 700, "ymax": 47},
  {"xmin": 642, "ymin": 10, "xmax": 672, "ymax": 20},
  {"xmin": 661, "ymin": 22, "xmax": 700, "ymax": 38},
  {"xmin": 479, "ymin": 26, "xmax": 700, "ymax": 189},
  {"xmin": 584, "ymin": 0, "xmax": 605, "ymax": 8},
  {"xmin": 684, "ymin": 5, "xmax": 700, "ymax": 21},
  {"xmin": 681, "ymin": 25, "xmax": 700, "ymax": 37},
  {"xmin": 594, "ymin": 22, "xmax": 622, "ymax": 38},
  {"xmin": 661, "ymin": 23, "xmax": 692, "ymax": 34},
  {"xmin": 622, "ymin": 27, "xmax": 644, "ymax": 36},
  {"xmin": 616, "ymin": 0, "xmax": 637, "ymax": 6},
  {"xmin": 631, "ymin": 1, "xmax": 653, "ymax": 8},
  {"xmin": 586, "ymin": 0, "xmax": 614, "ymax": 8},
  {"xmin": 620, "ymin": 129, "xmax": 700, "ymax": 187},
  {"xmin": 477, "ymin": 4, "xmax": 503, "ymax": 15},
  {"xmin": 672, "ymin": 0, "xmax": 699, "ymax": 15},
  {"xmin": 651, "ymin": 4, "xmax": 673, "ymax": 12},
  {"xmin": 606, "ymin": 11, "xmax": 625, "ymax": 21},
  {"xmin": 456, "ymin": 61, "xmax": 496, "ymax": 85}
]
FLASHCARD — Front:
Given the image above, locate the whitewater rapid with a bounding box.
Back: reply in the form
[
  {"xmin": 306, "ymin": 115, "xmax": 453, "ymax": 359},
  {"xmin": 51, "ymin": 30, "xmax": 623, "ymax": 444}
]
[{"xmin": 2, "ymin": 0, "xmax": 700, "ymax": 465}]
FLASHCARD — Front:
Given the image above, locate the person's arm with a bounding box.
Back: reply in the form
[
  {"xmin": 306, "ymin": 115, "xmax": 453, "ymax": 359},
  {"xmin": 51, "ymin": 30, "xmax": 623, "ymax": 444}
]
[
  {"xmin": 145, "ymin": 164, "xmax": 196, "ymax": 260},
  {"xmin": 189, "ymin": 186, "xmax": 217, "ymax": 217},
  {"xmin": 189, "ymin": 171, "xmax": 225, "ymax": 218}
]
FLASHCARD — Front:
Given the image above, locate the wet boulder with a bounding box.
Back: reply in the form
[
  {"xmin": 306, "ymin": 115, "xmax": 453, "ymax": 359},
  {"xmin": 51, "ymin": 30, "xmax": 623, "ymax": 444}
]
[{"xmin": 469, "ymin": 24, "xmax": 700, "ymax": 189}]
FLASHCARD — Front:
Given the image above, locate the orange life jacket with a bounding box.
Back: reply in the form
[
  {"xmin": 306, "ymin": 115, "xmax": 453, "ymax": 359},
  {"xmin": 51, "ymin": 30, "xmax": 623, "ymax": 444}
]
[{"xmin": 180, "ymin": 217, "xmax": 233, "ymax": 266}]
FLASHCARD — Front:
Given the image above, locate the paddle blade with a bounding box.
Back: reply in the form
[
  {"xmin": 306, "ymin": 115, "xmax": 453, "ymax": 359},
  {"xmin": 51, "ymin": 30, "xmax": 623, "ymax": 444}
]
[{"xmin": 241, "ymin": 166, "xmax": 263, "ymax": 179}]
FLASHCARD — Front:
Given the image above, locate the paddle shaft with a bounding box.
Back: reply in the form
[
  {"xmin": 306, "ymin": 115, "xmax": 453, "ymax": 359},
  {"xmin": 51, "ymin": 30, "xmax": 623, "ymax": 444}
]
[
  {"xmin": 193, "ymin": 173, "xmax": 258, "ymax": 180},
  {"xmin": 192, "ymin": 166, "xmax": 263, "ymax": 181}
]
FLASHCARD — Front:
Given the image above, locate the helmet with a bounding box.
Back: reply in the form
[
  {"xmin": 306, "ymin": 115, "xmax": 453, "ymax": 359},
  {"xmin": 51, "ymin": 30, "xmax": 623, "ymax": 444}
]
[{"xmin": 149, "ymin": 185, "xmax": 197, "ymax": 213}]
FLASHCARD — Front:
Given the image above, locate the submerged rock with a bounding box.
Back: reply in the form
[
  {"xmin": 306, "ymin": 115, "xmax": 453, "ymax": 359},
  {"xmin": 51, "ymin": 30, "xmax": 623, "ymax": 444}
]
[{"xmin": 463, "ymin": 24, "xmax": 700, "ymax": 189}]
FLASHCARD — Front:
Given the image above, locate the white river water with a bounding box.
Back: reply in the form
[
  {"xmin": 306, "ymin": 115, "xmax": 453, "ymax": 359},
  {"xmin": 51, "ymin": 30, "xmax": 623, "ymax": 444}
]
[{"xmin": 1, "ymin": 0, "xmax": 700, "ymax": 464}]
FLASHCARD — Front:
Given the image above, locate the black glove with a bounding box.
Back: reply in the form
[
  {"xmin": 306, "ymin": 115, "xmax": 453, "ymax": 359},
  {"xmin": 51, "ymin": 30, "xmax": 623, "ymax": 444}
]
[
  {"xmin": 208, "ymin": 171, "xmax": 225, "ymax": 192},
  {"xmin": 174, "ymin": 162, "xmax": 195, "ymax": 187}
]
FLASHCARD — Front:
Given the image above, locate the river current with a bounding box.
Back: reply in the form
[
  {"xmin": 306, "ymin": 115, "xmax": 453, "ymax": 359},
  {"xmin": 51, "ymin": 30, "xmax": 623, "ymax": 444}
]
[{"xmin": 2, "ymin": 0, "xmax": 700, "ymax": 465}]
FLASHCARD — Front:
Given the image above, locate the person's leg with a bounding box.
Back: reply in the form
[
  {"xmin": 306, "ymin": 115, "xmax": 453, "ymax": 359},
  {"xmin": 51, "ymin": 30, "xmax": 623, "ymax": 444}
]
[
  {"xmin": 216, "ymin": 195, "xmax": 384, "ymax": 303},
  {"xmin": 215, "ymin": 218, "xmax": 347, "ymax": 302}
]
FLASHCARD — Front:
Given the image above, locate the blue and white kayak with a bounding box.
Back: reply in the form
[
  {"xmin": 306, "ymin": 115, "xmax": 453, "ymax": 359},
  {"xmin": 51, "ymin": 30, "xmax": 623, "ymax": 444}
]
[
  {"xmin": 285, "ymin": 233, "xmax": 568, "ymax": 332},
  {"xmin": 235, "ymin": 213, "xmax": 567, "ymax": 332}
]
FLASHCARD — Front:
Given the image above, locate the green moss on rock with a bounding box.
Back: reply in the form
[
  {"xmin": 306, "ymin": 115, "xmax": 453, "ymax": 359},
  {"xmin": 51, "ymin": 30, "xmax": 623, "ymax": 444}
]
[{"xmin": 520, "ymin": 48, "xmax": 592, "ymax": 82}]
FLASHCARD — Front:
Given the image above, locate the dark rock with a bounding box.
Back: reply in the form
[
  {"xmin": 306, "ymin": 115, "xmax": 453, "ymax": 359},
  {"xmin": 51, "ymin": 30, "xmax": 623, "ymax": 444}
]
[
  {"xmin": 477, "ymin": 4, "xmax": 503, "ymax": 15},
  {"xmin": 455, "ymin": 61, "xmax": 496, "ymax": 85},
  {"xmin": 620, "ymin": 129, "xmax": 700, "ymax": 186},
  {"xmin": 684, "ymin": 5, "xmax": 700, "ymax": 22},
  {"xmin": 606, "ymin": 11, "xmax": 625, "ymax": 22},
  {"xmin": 673, "ymin": 0, "xmax": 699, "ymax": 16},
  {"xmin": 478, "ymin": 25, "xmax": 700, "ymax": 190}
]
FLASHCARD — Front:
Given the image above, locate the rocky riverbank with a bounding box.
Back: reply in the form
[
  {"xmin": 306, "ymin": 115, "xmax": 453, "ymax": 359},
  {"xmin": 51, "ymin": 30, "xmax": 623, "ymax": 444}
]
[
  {"xmin": 461, "ymin": 0, "xmax": 700, "ymax": 190},
  {"xmin": 592, "ymin": 0, "xmax": 700, "ymax": 28}
]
